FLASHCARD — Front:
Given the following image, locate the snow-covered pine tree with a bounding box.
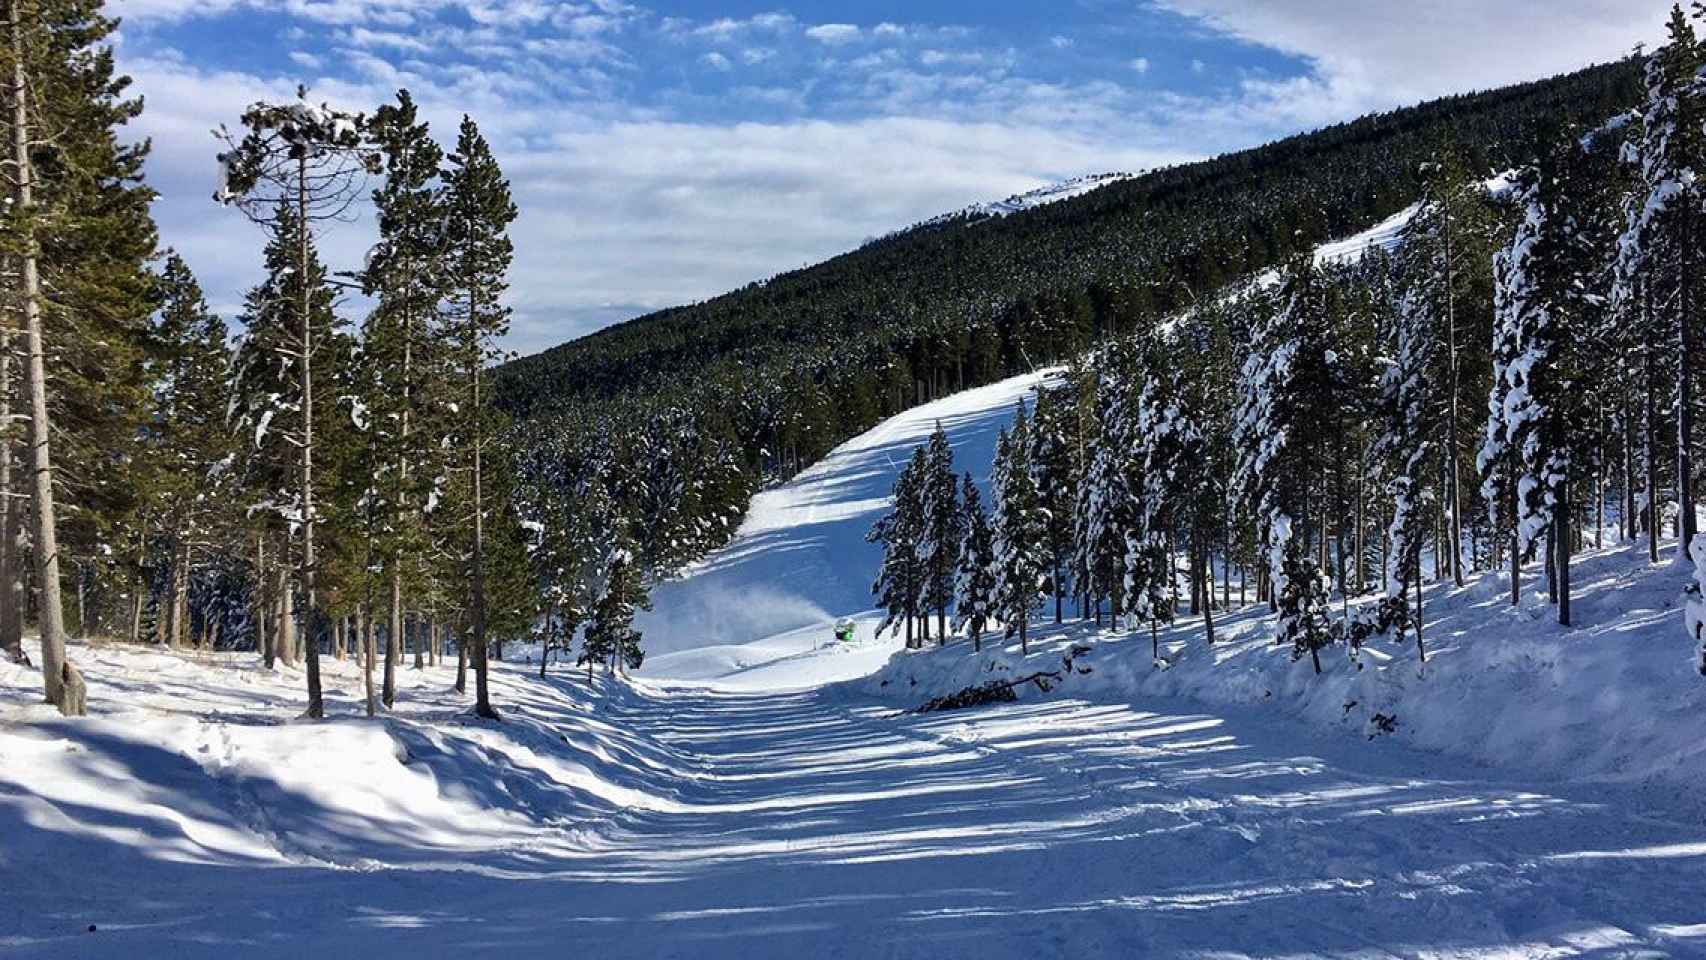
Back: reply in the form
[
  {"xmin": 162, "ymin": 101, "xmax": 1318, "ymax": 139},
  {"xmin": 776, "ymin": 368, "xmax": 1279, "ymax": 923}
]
[
  {"xmin": 1029, "ymin": 385, "xmax": 1078, "ymax": 623},
  {"xmin": 441, "ymin": 114, "xmax": 517, "ymax": 720},
  {"xmin": 991, "ymin": 402, "xmax": 1047, "ymax": 653},
  {"xmin": 517, "ymin": 437, "xmax": 617, "ymax": 679},
  {"xmin": 953, "ymin": 472, "xmax": 997, "ymax": 651},
  {"xmin": 1395, "ymin": 145, "xmax": 1495, "ymax": 587},
  {"xmin": 227, "ymin": 199, "xmax": 355, "ymax": 684},
  {"xmin": 1488, "ymin": 145, "xmax": 1610, "ymax": 627},
  {"xmin": 917, "ymin": 423, "xmax": 963, "ymax": 644},
  {"xmin": 582, "ymin": 548, "xmax": 651, "ymax": 682},
  {"xmin": 1378, "ymin": 270, "xmax": 1441, "ymax": 654},
  {"xmin": 1231, "ymin": 253, "xmax": 1341, "ymax": 671},
  {"xmin": 1128, "ymin": 337, "xmax": 1183, "ymax": 658},
  {"xmin": 869, "ymin": 447, "xmax": 927, "ymax": 647},
  {"xmin": 1616, "ymin": 9, "xmax": 1706, "ymax": 560},
  {"xmin": 1074, "ymin": 348, "xmax": 1138, "ymax": 626}
]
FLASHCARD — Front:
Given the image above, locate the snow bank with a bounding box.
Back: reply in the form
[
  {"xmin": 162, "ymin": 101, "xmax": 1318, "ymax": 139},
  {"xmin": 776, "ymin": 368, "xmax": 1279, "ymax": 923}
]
[
  {"xmin": 0, "ymin": 642, "xmax": 707, "ymax": 877},
  {"xmin": 854, "ymin": 538, "xmax": 1706, "ymax": 798}
]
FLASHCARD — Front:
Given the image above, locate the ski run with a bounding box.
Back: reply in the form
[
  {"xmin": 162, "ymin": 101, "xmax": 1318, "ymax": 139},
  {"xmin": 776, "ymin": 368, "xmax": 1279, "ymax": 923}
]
[{"xmin": 9, "ymin": 10, "xmax": 1706, "ymax": 957}]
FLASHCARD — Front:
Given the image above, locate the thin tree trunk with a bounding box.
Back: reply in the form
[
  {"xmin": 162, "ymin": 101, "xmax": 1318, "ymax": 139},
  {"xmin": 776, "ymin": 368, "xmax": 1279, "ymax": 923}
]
[
  {"xmin": 1647, "ymin": 323, "xmax": 1661, "ymax": 563},
  {"xmin": 1557, "ymin": 473, "xmax": 1572, "ymax": 627},
  {"xmin": 363, "ymin": 603, "xmax": 376, "ymax": 718},
  {"xmin": 1412, "ymin": 557, "xmax": 1426, "ymax": 663},
  {"xmin": 1678, "ymin": 204, "xmax": 1692, "ymax": 555},
  {"xmin": 295, "ymin": 155, "xmax": 324, "ymax": 718},
  {"xmin": 468, "ymin": 288, "xmax": 498, "ymax": 719},
  {"xmin": 1443, "ymin": 198, "xmax": 1465, "ymax": 586},
  {"xmin": 1623, "ymin": 382, "xmax": 1635, "ymax": 541},
  {"xmin": 0, "ymin": 317, "xmax": 19, "ymax": 662},
  {"xmin": 383, "ymin": 573, "xmax": 400, "ymax": 708},
  {"xmin": 274, "ymin": 566, "xmax": 294, "ymax": 667},
  {"xmin": 10, "ymin": 20, "xmax": 80, "ymax": 712}
]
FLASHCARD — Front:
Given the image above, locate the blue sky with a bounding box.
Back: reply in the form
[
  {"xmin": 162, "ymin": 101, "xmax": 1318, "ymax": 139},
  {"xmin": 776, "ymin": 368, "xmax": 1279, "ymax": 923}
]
[{"xmin": 110, "ymin": 0, "xmax": 1657, "ymax": 354}]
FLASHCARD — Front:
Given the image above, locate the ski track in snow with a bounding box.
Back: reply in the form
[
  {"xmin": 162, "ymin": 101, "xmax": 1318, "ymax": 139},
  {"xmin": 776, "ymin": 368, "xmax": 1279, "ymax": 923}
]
[
  {"xmin": 5, "ymin": 207, "xmax": 1706, "ymax": 956},
  {"xmin": 3, "ymin": 643, "xmax": 1704, "ymax": 958}
]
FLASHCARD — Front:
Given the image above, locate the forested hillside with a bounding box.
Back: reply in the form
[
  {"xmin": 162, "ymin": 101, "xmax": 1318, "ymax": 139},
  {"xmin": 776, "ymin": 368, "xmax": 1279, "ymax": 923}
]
[{"xmin": 495, "ymin": 58, "xmax": 1643, "ymax": 586}]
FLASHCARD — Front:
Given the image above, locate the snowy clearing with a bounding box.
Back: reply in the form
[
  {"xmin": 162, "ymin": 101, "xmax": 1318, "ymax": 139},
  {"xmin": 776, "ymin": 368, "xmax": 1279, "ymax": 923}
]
[{"xmin": 6, "ymin": 635, "xmax": 1706, "ymax": 958}]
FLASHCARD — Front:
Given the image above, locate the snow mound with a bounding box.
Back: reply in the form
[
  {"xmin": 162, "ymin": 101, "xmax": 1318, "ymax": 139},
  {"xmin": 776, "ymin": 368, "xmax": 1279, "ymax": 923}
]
[{"xmin": 855, "ymin": 538, "xmax": 1706, "ymax": 799}]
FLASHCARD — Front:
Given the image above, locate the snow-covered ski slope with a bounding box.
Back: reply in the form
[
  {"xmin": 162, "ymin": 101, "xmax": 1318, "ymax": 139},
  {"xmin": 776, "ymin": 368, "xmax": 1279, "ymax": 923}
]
[
  {"xmin": 7, "ymin": 626, "xmax": 1706, "ymax": 958},
  {"xmin": 640, "ymin": 369, "xmax": 1056, "ymax": 685},
  {"xmin": 641, "ymin": 197, "xmax": 1451, "ymax": 687}
]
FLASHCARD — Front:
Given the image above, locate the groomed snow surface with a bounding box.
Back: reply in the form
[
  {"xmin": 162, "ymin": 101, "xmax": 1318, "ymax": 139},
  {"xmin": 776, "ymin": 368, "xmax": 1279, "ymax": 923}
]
[{"xmin": 6, "ymin": 365, "xmax": 1706, "ymax": 958}]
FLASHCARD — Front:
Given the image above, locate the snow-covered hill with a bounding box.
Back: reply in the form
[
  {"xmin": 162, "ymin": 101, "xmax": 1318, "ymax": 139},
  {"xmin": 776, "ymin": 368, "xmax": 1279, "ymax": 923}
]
[
  {"xmin": 925, "ymin": 173, "xmax": 1133, "ymax": 225},
  {"xmin": 638, "ymin": 369, "xmax": 1056, "ymax": 681}
]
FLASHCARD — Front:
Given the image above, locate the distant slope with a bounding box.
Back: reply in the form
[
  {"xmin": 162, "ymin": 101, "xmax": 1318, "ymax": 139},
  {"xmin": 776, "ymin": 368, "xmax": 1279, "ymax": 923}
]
[
  {"xmin": 495, "ymin": 59, "xmax": 1644, "ymax": 601},
  {"xmin": 642, "ymin": 200, "xmax": 1436, "ymax": 683},
  {"xmin": 497, "ymin": 60, "xmax": 1640, "ymax": 422},
  {"xmin": 639, "ymin": 370, "xmax": 1054, "ymax": 669}
]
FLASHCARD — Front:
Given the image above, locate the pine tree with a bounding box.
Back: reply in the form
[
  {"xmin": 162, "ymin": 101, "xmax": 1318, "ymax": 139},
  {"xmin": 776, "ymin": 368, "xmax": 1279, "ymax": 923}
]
[
  {"xmin": 869, "ymin": 447, "xmax": 926, "ymax": 646},
  {"xmin": 1, "ymin": 0, "xmax": 161, "ymax": 712},
  {"xmin": 140, "ymin": 254, "xmax": 238, "ymax": 653},
  {"xmin": 1616, "ymin": 9, "xmax": 1706, "ymax": 559},
  {"xmin": 582, "ymin": 549, "xmax": 650, "ymax": 681},
  {"xmin": 991, "ymin": 402, "xmax": 1047, "ymax": 653},
  {"xmin": 1232, "ymin": 254, "xmax": 1344, "ymax": 671},
  {"xmin": 952, "ymin": 472, "xmax": 996, "ymax": 651},
  {"xmin": 441, "ymin": 114, "xmax": 517, "ymax": 720},
  {"xmin": 1074, "ymin": 349, "xmax": 1138, "ymax": 625},
  {"xmin": 216, "ymin": 87, "xmax": 377, "ymax": 717},
  {"xmin": 1029, "ymin": 386, "xmax": 1078, "ymax": 624},
  {"xmin": 917, "ymin": 423, "xmax": 962, "ymax": 644},
  {"xmin": 1395, "ymin": 144, "xmax": 1496, "ymax": 586},
  {"xmin": 1490, "ymin": 143, "xmax": 1615, "ymax": 627},
  {"xmin": 363, "ymin": 88, "xmax": 448, "ymax": 704}
]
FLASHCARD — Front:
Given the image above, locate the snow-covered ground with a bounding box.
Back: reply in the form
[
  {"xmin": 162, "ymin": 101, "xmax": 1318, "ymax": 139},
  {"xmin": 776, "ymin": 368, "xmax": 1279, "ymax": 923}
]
[
  {"xmin": 7, "ymin": 625, "xmax": 1706, "ymax": 957},
  {"xmin": 7, "ymin": 207, "xmax": 1706, "ymax": 956}
]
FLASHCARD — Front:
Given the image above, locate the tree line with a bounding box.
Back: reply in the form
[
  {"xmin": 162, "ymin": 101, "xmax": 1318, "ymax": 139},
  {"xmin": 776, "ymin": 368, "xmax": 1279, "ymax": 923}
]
[
  {"xmin": 495, "ymin": 55, "xmax": 1645, "ymax": 615},
  {"xmin": 870, "ymin": 5, "xmax": 1706, "ymax": 676},
  {"xmin": 0, "ymin": 0, "xmax": 652, "ymax": 718}
]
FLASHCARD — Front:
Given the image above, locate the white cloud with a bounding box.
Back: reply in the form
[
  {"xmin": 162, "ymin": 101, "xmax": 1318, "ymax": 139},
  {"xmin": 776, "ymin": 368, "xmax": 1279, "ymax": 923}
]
[
  {"xmin": 700, "ymin": 51, "xmax": 732, "ymax": 71},
  {"xmin": 1156, "ymin": 0, "xmax": 1660, "ymax": 112},
  {"xmin": 288, "ymin": 50, "xmax": 323, "ymax": 69},
  {"xmin": 1050, "ymin": 35, "xmax": 1074, "ymax": 49},
  {"xmin": 873, "ymin": 22, "xmax": 905, "ymax": 38},
  {"xmin": 804, "ymin": 23, "xmax": 861, "ymax": 45},
  {"xmin": 1130, "ymin": 57, "xmax": 1150, "ymax": 73}
]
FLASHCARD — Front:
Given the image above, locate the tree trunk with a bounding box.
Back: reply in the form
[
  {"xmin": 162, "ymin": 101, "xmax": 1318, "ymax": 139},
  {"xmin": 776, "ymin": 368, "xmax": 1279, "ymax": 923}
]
[
  {"xmin": 1443, "ymin": 199, "xmax": 1465, "ymax": 586},
  {"xmin": 10, "ymin": 18, "xmax": 80, "ymax": 712},
  {"xmin": 1681, "ymin": 226, "xmax": 1698, "ymax": 555},
  {"xmin": 274, "ymin": 566, "xmax": 294, "ymax": 667},
  {"xmin": 468, "ymin": 292, "xmax": 498, "ymax": 720},
  {"xmin": 0, "ymin": 317, "xmax": 19, "ymax": 662},
  {"xmin": 362, "ymin": 603, "xmax": 376, "ymax": 718},
  {"xmin": 455, "ymin": 631, "xmax": 468, "ymax": 693},
  {"xmin": 295, "ymin": 155, "xmax": 325, "ymax": 719},
  {"xmin": 1623, "ymin": 383, "xmax": 1635, "ymax": 541},
  {"xmin": 1412, "ymin": 559, "xmax": 1426, "ymax": 663},
  {"xmin": 383, "ymin": 573, "xmax": 400, "ymax": 708},
  {"xmin": 1557, "ymin": 473, "xmax": 1572, "ymax": 627},
  {"xmin": 127, "ymin": 589, "xmax": 142, "ymax": 646}
]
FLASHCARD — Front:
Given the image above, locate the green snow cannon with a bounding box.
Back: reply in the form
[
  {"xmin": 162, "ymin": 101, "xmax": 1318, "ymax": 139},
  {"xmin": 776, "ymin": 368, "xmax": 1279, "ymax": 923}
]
[{"xmin": 833, "ymin": 619, "xmax": 856, "ymax": 644}]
